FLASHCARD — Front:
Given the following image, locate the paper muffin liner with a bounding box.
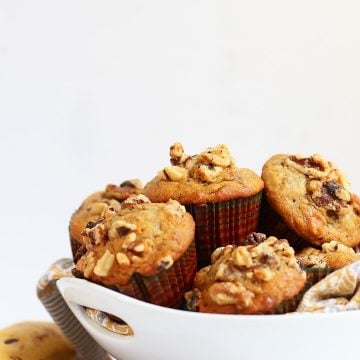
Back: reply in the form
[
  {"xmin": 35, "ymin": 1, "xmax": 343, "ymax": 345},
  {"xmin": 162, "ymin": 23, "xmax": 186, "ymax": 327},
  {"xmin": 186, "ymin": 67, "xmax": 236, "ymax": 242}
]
[
  {"xmin": 101, "ymin": 240, "xmax": 197, "ymax": 308},
  {"xmin": 37, "ymin": 259, "xmax": 109, "ymax": 359},
  {"xmin": 258, "ymin": 197, "xmax": 309, "ymax": 251},
  {"xmin": 302, "ymin": 266, "xmax": 333, "ymax": 289},
  {"xmin": 185, "ymin": 191, "xmax": 262, "ymax": 268}
]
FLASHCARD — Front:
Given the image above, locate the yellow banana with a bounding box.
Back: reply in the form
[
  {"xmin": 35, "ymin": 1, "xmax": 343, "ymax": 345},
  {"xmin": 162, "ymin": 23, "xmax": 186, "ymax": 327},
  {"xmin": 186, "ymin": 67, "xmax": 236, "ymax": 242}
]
[{"xmin": 0, "ymin": 321, "xmax": 76, "ymax": 360}]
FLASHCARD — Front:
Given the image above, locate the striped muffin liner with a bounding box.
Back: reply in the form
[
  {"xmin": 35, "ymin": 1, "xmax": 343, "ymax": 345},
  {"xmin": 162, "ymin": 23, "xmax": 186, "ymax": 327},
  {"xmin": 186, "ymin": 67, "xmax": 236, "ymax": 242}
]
[
  {"xmin": 108, "ymin": 240, "xmax": 197, "ymax": 308},
  {"xmin": 258, "ymin": 197, "xmax": 309, "ymax": 251},
  {"xmin": 37, "ymin": 258, "xmax": 108, "ymax": 359},
  {"xmin": 185, "ymin": 191, "xmax": 262, "ymax": 268}
]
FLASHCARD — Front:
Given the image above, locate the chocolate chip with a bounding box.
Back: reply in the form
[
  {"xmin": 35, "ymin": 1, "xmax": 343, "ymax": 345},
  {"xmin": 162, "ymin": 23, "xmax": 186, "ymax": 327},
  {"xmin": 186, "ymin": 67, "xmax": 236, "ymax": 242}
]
[
  {"xmin": 86, "ymin": 219, "xmax": 103, "ymax": 229},
  {"xmin": 117, "ymin": 226, "xmax": 131, "ymax": 236},
  {"xmin": 313, "ymin": 181, "xmax": 346, "ymax": 212},
  {"xmin": 244, "ymin": 232, "xmax": 267, "ymax": 245},
  {"xmin": 289, "ymin": 156, "xmax": 325, "ymax": 171},
  {"xmin": 71, "ymin": 268, "xmax": 85, "ymax": 279},
  {"xmin": 74, "ymin": 245, "xmax": 86, "ymax": 264},
  {"xmin": 4, "ymin": 338, "xmax": 18, "ymax": 345}
]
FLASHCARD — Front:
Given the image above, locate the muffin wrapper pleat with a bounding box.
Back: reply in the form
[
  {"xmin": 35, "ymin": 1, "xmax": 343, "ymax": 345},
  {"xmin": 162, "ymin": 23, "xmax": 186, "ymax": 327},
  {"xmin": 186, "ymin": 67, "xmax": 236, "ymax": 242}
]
[
  {"xmin": 110, "ymin": 240, "xmax": 197, "ymax": 308},
  {"xmin": 186, "ymin": 191, "xmax": 262, "ymax": 268},
  {"xmin": 302, "ymin": 266, "xmax": 333, "ymax": 289}
]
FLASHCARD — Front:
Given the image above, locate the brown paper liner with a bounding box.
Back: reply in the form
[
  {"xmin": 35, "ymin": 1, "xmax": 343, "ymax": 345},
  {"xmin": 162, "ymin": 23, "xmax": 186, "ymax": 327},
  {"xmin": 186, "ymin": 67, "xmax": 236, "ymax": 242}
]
[
  {"xmin": 100, "ymin": 240, "xmax": 197, "ymax": 308},
  {"xmin": 185, "ymin": 191, "xmax": 262, "ymax": 268}
]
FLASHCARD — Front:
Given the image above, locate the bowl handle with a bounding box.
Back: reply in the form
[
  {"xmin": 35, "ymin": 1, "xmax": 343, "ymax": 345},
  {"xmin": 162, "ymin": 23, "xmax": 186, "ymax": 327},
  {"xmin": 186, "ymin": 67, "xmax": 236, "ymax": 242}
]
[{"xmin": 56, "ymin": 277, "xmax": 165, "ymax": 338}]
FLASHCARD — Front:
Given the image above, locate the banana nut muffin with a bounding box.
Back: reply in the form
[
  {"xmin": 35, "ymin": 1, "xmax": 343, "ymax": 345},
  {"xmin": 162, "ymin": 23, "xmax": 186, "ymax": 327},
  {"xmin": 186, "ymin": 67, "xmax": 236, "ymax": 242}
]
[
  {"xmin": 144, "ymin": 142, "xmax": 263, "ymax": 204},
  {"xmin": 143, "ymin": 143, "xmax": 264, "ymax": 267},
  {"xmin": 185, "ymin": 233, "xmax": 306, "ymax": 314},
  {"xmin": 69, "ymin": 179, "xmax": 143, "ymax": 260},
  {"xmin": 74, "ymin": 195, "xmax": 196, "ymax": 308},
  {"xmin": 297, "ymin": 240, "xmax": 360, "ymax": 271},
  {"xmin": 262, "ymin": 154, "xmax": 360, "ymax": 248}
]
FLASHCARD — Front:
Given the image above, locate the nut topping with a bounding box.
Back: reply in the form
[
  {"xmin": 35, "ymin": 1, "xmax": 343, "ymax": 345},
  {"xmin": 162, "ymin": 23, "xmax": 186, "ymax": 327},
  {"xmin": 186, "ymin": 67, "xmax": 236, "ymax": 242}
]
[
  {"xmin": 94, "ymin": 249, "xmax": 115, "ymax": 277},
  {"xmin": 116, "ymin": 252, "xmax": 130, "ymax": 266},
  {"xmin": 157, "ymin": 255, "xmax": 174, "ymax": 270}
]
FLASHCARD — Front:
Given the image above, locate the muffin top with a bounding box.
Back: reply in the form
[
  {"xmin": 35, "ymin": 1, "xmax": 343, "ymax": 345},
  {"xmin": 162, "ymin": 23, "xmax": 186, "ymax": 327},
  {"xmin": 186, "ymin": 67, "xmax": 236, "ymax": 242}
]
[
  {"xmin": 75, "ymin": 195, "xmax": 195, "ymax": 286},
  {"xmin": 69, "ymin": 179, "xmax": 143, "ymax": 246},
  {"xmin": 143, "ymin": 143, "xmax": 264, "ymax": 204},
  {"xmin": 185, "ymin": 233, "xmax": 306, "ymax": 314},
  {"xmin": 262, "ymin": 154, "xmax": 360, "ymax": 247},
  {"xmin": 296, "ymin": 240, "xmax": 360, "ymax": 270}
]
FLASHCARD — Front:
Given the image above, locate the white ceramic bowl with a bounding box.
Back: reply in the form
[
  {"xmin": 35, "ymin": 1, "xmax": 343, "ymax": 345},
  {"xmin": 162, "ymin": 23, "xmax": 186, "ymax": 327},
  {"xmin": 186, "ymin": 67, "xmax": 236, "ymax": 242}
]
[{"xmin": 57, "ymin": 277, "xmax": 360, "ymax": 360}]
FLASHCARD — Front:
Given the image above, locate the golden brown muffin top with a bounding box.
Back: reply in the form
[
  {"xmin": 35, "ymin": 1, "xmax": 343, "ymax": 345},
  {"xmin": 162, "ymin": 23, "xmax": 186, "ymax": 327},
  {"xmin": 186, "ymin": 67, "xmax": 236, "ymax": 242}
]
[
  {"xmin": 262, "ymin": 154, "xmax": 360, "ymax": 247},
  {"xmin": 75, "ymin": 195, "xmax": 195, "ymax": 286},
  {"xmin": 296, "ymin": 240, "xmax": 360, "ymax": 269},
  {"xmin": 185, "ymin": 233, "xmax": 306, "ymax": 314},
  {"xmin": 70, "ymin": 179, "xmax": 143, "ymax": 245},
  {"xmin": 143, "ymin": 143, "xmax": 264, "ymax": 204}
]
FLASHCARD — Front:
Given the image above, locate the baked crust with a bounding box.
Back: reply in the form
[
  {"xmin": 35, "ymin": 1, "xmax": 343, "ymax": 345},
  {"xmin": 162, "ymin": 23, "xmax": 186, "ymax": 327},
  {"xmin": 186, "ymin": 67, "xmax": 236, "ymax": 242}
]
[
  {"xmin": 262, "ymin": 154, "xmax": 360, "ymax": 247},
  {"xmin": 69, "ymin": 180, "xmax": 143, "ymax": 246},
  {"xmin": 185, "ymin": 234, "xmax": 306, "ymax": 314},
  {"xmin": 75, "ymin": 198, "xmax": 195, "ymax": 286},
  {"xmin": 296, "ymin": 240, "xmax": 360, "ymax": 269},
  {"xmin": 143, "ymin": 143, "xmax": 263, "ymax": 205}
]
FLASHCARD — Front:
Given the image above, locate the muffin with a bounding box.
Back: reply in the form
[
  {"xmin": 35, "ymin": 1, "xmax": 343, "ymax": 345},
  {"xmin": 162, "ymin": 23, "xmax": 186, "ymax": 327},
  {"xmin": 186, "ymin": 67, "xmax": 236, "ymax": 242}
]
[
  {"xmin": 261, "ymin": 154, "xmax": 360, "ymax": 248},
  {"xmin": 185, "ymin": 233, "xmax": 306, "ymax": 314},
  {"xmin": 296, "ymin": 240, "xmax": 360, "ymax": 289},
  {"xmin": 74, "ymin": 195, "xmax": 196, "ymax": 308},
  {"xmin": 69, "ymin": 179, "xmax": 143, "ymax": 260},
  {"xmin": 143, "ymin": 143, "xmax": 264, "ymax": 267}
]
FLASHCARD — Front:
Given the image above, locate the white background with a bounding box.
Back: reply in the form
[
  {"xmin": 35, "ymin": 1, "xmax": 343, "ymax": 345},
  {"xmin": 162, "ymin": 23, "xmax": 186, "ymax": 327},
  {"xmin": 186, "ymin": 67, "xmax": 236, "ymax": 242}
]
[{"xmin": 1, "ymin": 0, "xmax": 360, "ymax": 328}]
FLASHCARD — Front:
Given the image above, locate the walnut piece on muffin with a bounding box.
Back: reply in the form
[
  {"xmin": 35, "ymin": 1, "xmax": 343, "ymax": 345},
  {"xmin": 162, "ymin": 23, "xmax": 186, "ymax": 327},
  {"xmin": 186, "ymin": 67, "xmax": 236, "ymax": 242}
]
[
  {"xmin": 262, "ymin": 154, "xmax": 360, "ymax": 247},
  {"xmin": 185, "ymin": 233, "xmax": 306, "ymax": 314},
  {"xmin": 75, "ymin": 195, "xmax": 195, "ymax": 286},
  {"xmin": 69, "ymin": 179, "xmax": 143, "ymax": 260},
  {"xmin": 296, "ymin": 240, "xmax": 360, "ymax": 270},
  {"xmin": 144, "ymin": 142, "xmax": 263, "ymax": 205}
]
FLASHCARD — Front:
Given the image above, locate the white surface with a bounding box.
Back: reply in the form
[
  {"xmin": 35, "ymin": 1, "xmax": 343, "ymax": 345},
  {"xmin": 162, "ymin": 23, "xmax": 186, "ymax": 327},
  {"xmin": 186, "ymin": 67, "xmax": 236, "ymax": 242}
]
[
  {"xmin": 58, "ymin": 277, "xmax": 360, "ymax": 360},
  {"xmin": 1, "ymin": 0, "xmax": 360, "ymax": 328}
]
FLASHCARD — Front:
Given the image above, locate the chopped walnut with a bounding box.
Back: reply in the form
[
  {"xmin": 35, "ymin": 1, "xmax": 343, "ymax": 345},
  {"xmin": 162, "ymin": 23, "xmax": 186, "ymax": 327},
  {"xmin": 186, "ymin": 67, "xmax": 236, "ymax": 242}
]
[
  {"xmin": 165, "ymin": 199, "xmax": 186, "ymax": 217},
  {"xmin": 322, "ymin": 240, "xmax": 354, "ymax": 254},
  {"xmin": 84, "ymin": 251, "xmax": 96, "ymax": 278},
  {"xmin": 286, "ymin": 154, "xmax": 331, "ymax": 178},
  {"xmin": 84, "ymin": 220, "xmax": 106, "ymax": 246},
  {"xmin": 311, "ymin": 181, "xmax": 350, "ymax": 212},
  {"xmin": 157, "ymin": 255, "xmax": 174, "ymax": 270},
  {"xmin": 93, "ymin": 249, "xmax": 115, "ymax": 277},
  {"xmin": 253, "ymin": 268, "xmax": 274, "ymax": 282},
  {"xmin": 200, "ymin": 145, "xmax": 232, "ymax": 168},
  {"xmin": 163, "ymin": 166, "xmax": 188, "ymax": 181},
  {"xmin": 164, "ymin": 143, "xmax": 236, "ymax": 183},
  {"xmin": 108, "ymin": 220, "xmax": 137, "ymax": 240},
  {"xmin": 120, "ymin": 179, "xmax": 143, "ymax": 190},
  {"xmin": 122, "ymin": 233, "xmax": 137, "ymax": 250},
  {"xmin": 121, "ymin": 194, "xmax": 151, "ymax": 208},
  {"xmin": 116, "ymin": 252, "xmax": 130, "ymax": 266},
  {"xmin": 88, "ymin": 202, "xmax": 108, "ymax": 215},
  {"xmin": 211, "ymin": 245, "xmax": 233, "ymax": 264},
  {"xmin": 232, "ymin": 247, "xmax": 253, "ymax": 268}
]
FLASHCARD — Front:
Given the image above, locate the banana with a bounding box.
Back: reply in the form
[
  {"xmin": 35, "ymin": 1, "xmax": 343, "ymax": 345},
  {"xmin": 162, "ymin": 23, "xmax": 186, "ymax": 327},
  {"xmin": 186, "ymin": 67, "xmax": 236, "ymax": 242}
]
[{"xmin": 0, "ymin": 321, "xmax": 76, "ymax": 360}]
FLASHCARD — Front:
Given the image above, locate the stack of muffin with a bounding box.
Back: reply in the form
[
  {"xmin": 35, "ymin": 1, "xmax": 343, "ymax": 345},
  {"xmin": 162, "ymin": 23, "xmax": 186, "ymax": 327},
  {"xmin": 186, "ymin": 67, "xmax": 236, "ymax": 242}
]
[{"xmin": 69, "ymin": 144, "xmax": 360, "ymax": 314}]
